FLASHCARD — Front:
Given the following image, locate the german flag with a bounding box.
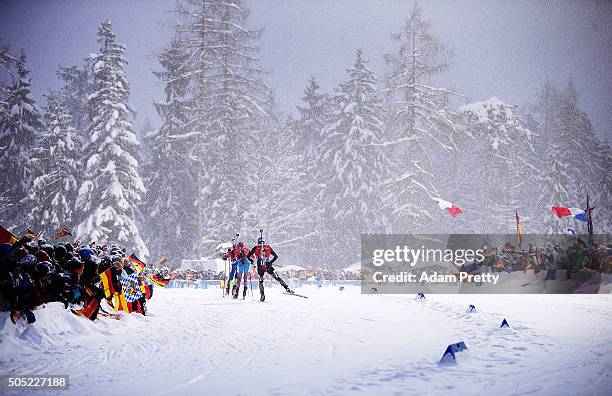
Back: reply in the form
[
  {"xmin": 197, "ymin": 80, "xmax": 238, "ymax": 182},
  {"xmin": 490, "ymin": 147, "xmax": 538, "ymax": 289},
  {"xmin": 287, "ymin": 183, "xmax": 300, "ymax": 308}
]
[
  {"xmin": 129, "ymin": 253, "xmax": 146, "ymax": 273},
  {"xmin": 128, "ymin": 300, "xmax": 144, "ymax": 314},
  {"xmin": 72, "ymin": 298, "xmax": 99, "ymax": 320},
  {"xmin": 586, "ymin": 194, "xmax": 594, "ymax": 248},
  {"xmin": 99, "ymin": 269, "xmax": 116, "ymax": 298},
  {"xmin": 140, "ymin": 284, "xmax": 153, "ymax": 299},
  {"xmin": 54, "ymin": 227, "xmax": 72, "ymax": 240},
  {"xmin": 24, "ymin": 229, "xmax": 38, "ymax": 239},
  {"xmin": 112, "ymin": 291, "xmax": 129, "ymax": 312},
  {"xmin": 0, "ymin": 224, "xmax": 19, "ymax": 244},
  {"xmin": 515, "ymin": 211, "xmax": 522, "ymax": 249},
  {"xmin": 148, "ymin": 273, "xmax": 173, "ymax": 287}
]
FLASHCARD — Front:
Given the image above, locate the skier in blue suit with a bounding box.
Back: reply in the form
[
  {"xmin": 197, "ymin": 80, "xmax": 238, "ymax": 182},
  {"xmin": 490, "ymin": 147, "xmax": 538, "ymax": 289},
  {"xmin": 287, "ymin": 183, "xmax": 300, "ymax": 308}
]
[
  {"xmin": 232, "ymin": 253, "xmax": 251, "ymax": 299},
  {"xmin": 224, "ymin": 241, "xmax": 247, "ymax": 296}
]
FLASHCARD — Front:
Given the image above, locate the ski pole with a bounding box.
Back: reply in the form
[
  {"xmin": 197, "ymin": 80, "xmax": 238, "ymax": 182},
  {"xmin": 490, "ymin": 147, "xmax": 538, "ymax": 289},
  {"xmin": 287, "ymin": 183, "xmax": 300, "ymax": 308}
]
[{"xmin": 223, "ymin": 257, "xmax": 227, "ymax": 298}]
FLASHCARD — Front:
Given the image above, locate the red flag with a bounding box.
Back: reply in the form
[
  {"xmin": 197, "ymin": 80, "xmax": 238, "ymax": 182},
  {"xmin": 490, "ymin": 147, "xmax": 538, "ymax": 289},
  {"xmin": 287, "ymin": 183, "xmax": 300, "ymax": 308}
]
[
  {"xmin": 436, "ymin": 198, "xmax": 463, "ymax": 217},
  {"xmin": 552, "ymin": 207, "xmax": 572, "ymax": 218}
]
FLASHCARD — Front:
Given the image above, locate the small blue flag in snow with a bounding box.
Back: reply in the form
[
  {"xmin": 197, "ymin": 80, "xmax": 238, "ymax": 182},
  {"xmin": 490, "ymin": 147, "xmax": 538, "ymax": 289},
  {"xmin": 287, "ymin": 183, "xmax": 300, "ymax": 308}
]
[{"xmin": 500, "ymin": 318, "xmax": 510, "ymax": 328}]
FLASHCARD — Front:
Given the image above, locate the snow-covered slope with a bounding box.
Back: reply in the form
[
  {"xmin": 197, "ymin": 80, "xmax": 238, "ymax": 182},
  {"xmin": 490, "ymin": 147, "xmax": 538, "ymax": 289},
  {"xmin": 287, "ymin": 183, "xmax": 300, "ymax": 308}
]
[{"xmin": 1, "ymin": 287, "xmax": 610, "ymax": 395}]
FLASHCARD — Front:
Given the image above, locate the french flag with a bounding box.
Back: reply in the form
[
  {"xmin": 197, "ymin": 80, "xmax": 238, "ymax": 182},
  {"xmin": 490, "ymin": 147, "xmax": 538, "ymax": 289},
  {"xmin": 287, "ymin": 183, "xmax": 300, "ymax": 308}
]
[
  {"xmin": 551, "ymin": 207, "xmax": 588, "ymax": 222},
  {"xmin": 436, "ymin": 198, "xmax": 463, "ymax": 217}
]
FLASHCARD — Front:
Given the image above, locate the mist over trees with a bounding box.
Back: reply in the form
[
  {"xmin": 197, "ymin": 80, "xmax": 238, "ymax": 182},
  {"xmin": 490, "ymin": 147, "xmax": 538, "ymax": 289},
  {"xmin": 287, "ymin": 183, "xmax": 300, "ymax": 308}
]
[{"xmin": 0, "ymin": 3, "xmax": 609, "ymax": 268}]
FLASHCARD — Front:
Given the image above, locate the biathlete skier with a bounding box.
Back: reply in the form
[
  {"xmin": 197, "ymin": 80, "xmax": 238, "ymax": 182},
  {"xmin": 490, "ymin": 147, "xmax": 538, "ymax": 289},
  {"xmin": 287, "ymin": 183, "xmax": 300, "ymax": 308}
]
[
  {"xmin": 225, "ymin": 242, "xmax": 248, "ymax": 296},
  {"xmin": 232, "ymin": 252, "xmax": 251, "ymax": 299},
  {"xmin": 248, "ymin": 237, "xmax": 293, "ymax": 302}
]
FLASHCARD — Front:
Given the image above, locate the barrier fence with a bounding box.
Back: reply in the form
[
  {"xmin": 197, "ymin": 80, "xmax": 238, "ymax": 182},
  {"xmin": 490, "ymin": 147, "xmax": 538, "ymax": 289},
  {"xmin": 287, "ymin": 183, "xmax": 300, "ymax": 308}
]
[{"xmin": 166, "ymin": 279, "xmax": 362, "ymax": 289}]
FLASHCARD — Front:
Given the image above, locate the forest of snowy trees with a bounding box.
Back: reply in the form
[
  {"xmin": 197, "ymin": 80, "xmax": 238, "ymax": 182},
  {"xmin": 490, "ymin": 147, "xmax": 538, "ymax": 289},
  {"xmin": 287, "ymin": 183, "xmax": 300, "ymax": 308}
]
[{"xmin": 0, "ymin": 2, "xmax": 610, "ymax": 268}]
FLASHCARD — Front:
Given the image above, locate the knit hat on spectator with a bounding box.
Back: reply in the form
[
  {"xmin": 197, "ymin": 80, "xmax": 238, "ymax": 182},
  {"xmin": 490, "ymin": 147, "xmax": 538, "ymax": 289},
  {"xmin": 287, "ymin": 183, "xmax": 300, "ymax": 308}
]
[
  {"xmin": 35, "ymin": 250, "xmax": 51, "ymax": 263},
  {"xmin": 54, "ymin": 244, "xmax": 67, "ymax": 260},
  {"xmin": 19, "ymin": 254, "xmax": 37, "ymax": 270},
  {"xmin": 68, "ymin": 257, "xmax": 84, "ymax": 273},
  {"xmin": 15, "ymin": 247, "xmax": 27, "ymax": 260}
]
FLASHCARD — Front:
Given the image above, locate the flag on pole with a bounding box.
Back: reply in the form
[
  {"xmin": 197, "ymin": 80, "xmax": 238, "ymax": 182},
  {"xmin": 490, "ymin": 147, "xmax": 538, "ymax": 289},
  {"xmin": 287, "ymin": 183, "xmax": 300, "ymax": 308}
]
[
  {"xmin": 148, "ymin": 273, "xmax": 174, "ymax": 287},
  {"xmin": 140, "ymin": 284, "xmax": 152, "ymax": 299},
  {"xmin": 24, "ymin": 229, "xmax": 38, "ymax": 239},
  {"xmin": 435, "ymin": 198, "xmax": 463, "ymax": 217},
  {"xmin": 54, "ymin": 227, "xmax": 72, "ymax": 240},
  {"xmin": 586, "ymin": 195, "xmax": 594, "ymax": 248},
  {"xmin": 0, "ymin": 225, "xmax": 19, "ymax": 244},
  {"xmin": 112, "ymin": 292, "xmax": 129, "ymax": 312},
  {"xmin": 120, "ymin": 273, "xmax": 143, "ymax": 303},
  {"xmin": 551, "ymin": 207, "xmax": 591, "ymax": 221},
  {"xmin": 515, "ymin": 211, "xmax": 522, "ymax": 248},
  {"xmin": 128, "ymin": 254, "xmax": 146, "ymax": 273}
]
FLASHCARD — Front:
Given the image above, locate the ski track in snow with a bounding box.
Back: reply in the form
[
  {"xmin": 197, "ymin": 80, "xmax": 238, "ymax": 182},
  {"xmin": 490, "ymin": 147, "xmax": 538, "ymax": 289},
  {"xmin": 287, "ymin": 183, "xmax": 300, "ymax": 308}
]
[{"xmin": 0, "ymin": 287, "xmax": 610, "ymax": 396}]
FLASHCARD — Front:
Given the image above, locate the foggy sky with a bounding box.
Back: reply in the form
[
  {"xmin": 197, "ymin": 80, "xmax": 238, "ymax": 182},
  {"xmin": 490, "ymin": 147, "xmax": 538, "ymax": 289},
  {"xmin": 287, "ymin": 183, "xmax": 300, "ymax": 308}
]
[{"xmin": 0, "ymin": 0, "xmax": 610, "ymax": 141}]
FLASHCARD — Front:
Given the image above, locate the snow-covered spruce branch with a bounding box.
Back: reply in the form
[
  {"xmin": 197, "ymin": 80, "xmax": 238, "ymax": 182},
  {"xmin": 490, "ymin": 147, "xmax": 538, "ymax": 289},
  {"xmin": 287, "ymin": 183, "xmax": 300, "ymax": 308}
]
[{"xmin": 360, "ymin": 135, "xmax": 420, "ymax": 147}]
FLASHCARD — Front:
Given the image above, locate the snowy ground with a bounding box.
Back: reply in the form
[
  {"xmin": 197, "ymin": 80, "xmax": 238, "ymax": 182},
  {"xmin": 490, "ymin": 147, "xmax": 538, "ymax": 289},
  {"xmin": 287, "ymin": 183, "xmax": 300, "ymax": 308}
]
[{"xmin": 1, "ymin": 286, "xmax": 611, "ymax": 396}]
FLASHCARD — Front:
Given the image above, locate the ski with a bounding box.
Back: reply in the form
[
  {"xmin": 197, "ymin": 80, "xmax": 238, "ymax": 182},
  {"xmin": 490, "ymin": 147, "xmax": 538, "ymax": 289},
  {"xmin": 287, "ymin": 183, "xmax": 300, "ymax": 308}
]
[{"xmin": 283, "ymin": 292, "xmax": 308, "ymax": 299}]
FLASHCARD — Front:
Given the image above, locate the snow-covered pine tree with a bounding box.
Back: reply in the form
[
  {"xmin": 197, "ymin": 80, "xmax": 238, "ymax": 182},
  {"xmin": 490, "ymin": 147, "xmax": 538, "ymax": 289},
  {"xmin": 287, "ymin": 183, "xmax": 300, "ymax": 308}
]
[
  {"xmin": 458, "ymin": 97, "xmax": 537, "ymax": 234},
  {"xmin": 0, "ymin": 40, "xmax": 16, "ymax": 126},
  {"xmin": 383, "ymin": 4, "xmax": 463, "ymax": 232},
  {"xmin": 556, "ymin": 81, "xmax": 604, "ymax": 221},
  {"xmin": 317, "ymin": 50, "xmax": 390, "ymax": 266},
  {"xmin": 56, "ymin": 63, "xmax": 92, "ymax": 147},
  {"xmin": 0, "ymin": 50, "xmax": 43, "ymax": 228},
  {"xmin": 296, "ymin": 77, "xmax": 329, "ymax": 163},
  {"xmin": 75, "ymin": 20, "xmax": 148, "ymax": 257},
  {"xmin": 292, "ymin": 77, "xmax": 332, "ymax": 265},
  {"xmin": 25, "ymin": 91, "xmax": 79, "ymax": 237},
  {"xmin": 0, "ymin": 40, "xmax": 15, "ymax": 216},
  {"xmin": 540, "ymin": 143, "xmax": 572, "ymax": 234},
  {"xmin": 142, "ymin": 39, "xmax": 196, "ymax": 265},
  {"xmin": 174, "ymin": 0, "xmax": 273, "ymax": 255},
  {"xmin": 597, "ymin": 141, "xmax": 611, "ymax": 233},
  {"xmin": 531, "ymin": 82, "xmax": 573, "ymax": 233},
  {"xmin": 247, "ymin": 116, "xmax": 314, "ymax": 263},
  {"xmin": 532, "ymin": 81, "xmax": 608, "ymax": 234}
]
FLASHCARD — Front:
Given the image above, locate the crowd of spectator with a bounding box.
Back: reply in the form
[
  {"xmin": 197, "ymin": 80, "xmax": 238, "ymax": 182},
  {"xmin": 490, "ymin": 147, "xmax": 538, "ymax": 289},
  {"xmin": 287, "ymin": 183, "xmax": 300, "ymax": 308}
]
[{"xmin": 1, "ymin": 235, "xmax": 153, "ymax": 325}]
